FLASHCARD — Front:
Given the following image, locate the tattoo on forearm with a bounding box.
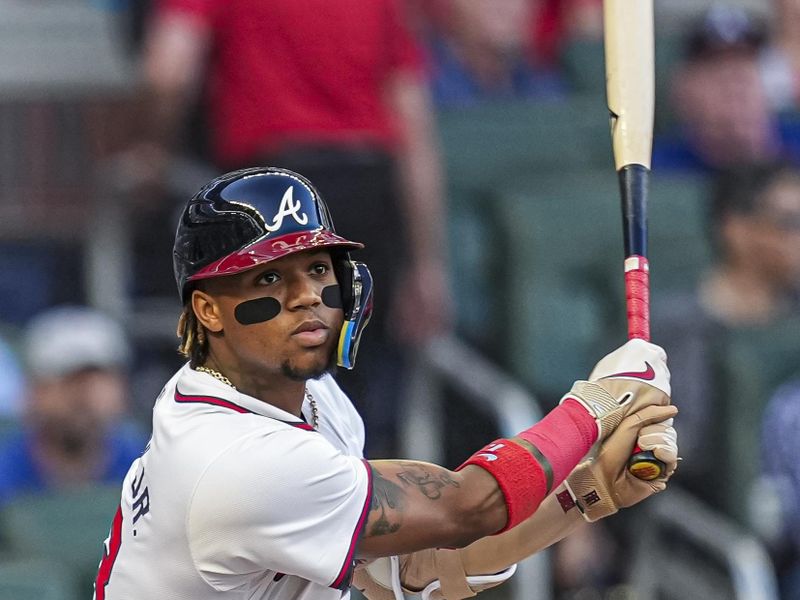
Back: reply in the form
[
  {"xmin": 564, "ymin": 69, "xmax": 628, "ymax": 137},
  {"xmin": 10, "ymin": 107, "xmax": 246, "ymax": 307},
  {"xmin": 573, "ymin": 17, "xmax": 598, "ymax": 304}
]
[
  {"xmin": 396, "ymin": 462, "xmax": 460, "ymax": 500},
  {"xmin": 367, "ymin": 463, "xmax": 461, "ymax": 538},
  {"xmin": 369, "ymin": 469, "xmax": 404, "ymax": 536}
]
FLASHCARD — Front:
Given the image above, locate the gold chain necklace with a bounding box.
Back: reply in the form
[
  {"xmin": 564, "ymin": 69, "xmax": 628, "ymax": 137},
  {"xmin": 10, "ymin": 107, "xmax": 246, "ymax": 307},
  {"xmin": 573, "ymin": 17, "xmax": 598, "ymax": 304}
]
[
  {"xmin": 195, "ymin": 365, "xmax": 235, "ymax": 387},
  {"xmin": 194, "ymin": 365, "xmax": 319, "ymax": 430}
]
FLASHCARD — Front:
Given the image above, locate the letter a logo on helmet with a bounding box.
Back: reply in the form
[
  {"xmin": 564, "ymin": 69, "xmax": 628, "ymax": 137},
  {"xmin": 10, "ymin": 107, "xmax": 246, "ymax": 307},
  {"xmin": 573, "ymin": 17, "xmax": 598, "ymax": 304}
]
[
  {"xmin": 173, "ymin": 166, "xmax": 373, "ymax": 369},
  {"xmin": 173, "ymin": 167, "xmax": 361, "ymax": 295},
  {"xmin": 264, "ymin": 186, "xmax": 309, "ymax": 232}
]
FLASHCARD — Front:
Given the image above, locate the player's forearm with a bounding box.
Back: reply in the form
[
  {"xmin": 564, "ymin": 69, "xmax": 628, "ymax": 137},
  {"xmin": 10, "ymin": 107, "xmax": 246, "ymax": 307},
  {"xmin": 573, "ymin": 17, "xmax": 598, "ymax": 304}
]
[
  {"xmin": 389, "ymin": 72, "xmax": 447, "ymax": 265},
  {"xmin": 357, "ymin": 460, "xmax": 506, "ymax": 559},
  {"xmin": 353, "ymin": 488, "xmax": 585, "ymax": 599},
  {"xmin": 459, "ymin": 488, "xmax": 585, "ymax": 575},
  {"xmin": 463, "ymin": 401, "xmax": 680, "ymax": 575},
  {"xmin": 359, "ymin": 398, "xmax": 599, "ymax": 559}
]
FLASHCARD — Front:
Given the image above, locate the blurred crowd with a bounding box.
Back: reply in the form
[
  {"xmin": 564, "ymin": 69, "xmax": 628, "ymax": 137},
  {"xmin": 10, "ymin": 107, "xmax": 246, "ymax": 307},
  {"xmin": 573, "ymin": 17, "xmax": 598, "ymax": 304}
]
[{"xmin": 1, "ymin": 0, "xmax": 800, "ymax": 598}]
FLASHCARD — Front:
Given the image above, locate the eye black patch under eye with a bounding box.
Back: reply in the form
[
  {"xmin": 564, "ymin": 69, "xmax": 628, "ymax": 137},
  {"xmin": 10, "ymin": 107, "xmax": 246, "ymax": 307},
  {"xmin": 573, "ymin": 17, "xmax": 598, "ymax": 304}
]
[
  {"xmin": 234, "ymin": 297, "xmax": 282, "ymax": 325},
  {"xmin": 321, "ymin": 285, "xmax": 343, "ymax": 309}
]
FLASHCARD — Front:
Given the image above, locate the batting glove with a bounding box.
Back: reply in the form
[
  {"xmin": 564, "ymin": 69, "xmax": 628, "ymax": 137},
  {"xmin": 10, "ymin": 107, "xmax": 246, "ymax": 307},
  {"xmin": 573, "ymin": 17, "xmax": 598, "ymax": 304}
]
[
  {"xmin": 354, "ymin": 549, "xmax": 515, "ymax": 600},
  {"xmin": 561, "ymin": 338, "xmax": 671, "ymax": 440},
  {"xmin": 561, "ymin": 403, "xmax": 679, "ymax": 522}
]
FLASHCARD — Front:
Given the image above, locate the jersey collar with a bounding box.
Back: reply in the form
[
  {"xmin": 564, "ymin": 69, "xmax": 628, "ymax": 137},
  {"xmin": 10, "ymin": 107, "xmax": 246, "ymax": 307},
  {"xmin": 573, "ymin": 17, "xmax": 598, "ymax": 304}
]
[{"xmin": 175, "ymin": 364, "xmax": 315, "ymax": 430}]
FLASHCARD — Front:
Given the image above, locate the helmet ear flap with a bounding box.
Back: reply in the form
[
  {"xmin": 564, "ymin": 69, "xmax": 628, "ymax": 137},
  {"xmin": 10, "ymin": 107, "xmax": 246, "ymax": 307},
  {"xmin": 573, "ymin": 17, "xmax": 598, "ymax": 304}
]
[{"xmin": 334, "ymin": 259, "xmax": 373, "ymax": 369}]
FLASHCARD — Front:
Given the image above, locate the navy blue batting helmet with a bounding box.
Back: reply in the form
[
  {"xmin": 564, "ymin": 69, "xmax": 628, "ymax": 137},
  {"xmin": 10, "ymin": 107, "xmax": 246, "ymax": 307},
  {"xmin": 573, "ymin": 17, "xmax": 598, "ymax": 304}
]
[{"xmin": 173, "ymin": 166, "xmax": 373, "ymax": 369}]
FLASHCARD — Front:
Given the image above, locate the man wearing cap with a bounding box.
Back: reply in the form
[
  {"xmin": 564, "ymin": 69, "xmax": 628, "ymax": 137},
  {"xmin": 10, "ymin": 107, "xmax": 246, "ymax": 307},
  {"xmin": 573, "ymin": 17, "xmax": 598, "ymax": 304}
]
[
  {"xmin": 0, "ymin": 306, "xmax": 146, "ymax": 505},
  {"xmin": 94, "ymin": 167, "xmax": 679, "ymax": 600},
  {"xmin": 653, "ymin": 4, "xmax": 800, "ymax": 172}
]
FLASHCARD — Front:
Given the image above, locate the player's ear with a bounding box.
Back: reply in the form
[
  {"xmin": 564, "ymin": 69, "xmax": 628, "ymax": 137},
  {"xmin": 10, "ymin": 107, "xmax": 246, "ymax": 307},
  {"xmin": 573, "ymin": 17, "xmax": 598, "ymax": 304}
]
[{"xmin": 191, "ymin": 289, "xmax": 224, "ymax": 333}]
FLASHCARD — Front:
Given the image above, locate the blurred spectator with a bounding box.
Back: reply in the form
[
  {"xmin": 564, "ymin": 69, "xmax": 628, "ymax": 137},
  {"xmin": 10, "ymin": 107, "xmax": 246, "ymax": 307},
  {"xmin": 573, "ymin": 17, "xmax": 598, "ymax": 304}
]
[
  {"xmin": 425, "ymin": 0, "xmax": 568, "ymax": 106},
  {"xmin": 134, "ymin": 0, "xmax": 451, "ymax": 458},
  {"xmin": 413, "ymin": 0, "xmax": 602, "ymax": 68},
  {"xmin": 701, "ymin": 162, "xmax": 800, "ymax": 324},
  {"xmin": 0, "ymin": 335, "xmax": 25, "ymax": 420},
  {"xmin": 653, "ymin": 4, "xmax": 800, "ymax": 172},
  {"xmin": 760, "ymin": 0, "xmax": 800, "ymax": 111},
  {"xmin": 653, "ymin": 161, "xmax": 800, "ymax": 504},
  {"xmin": 0, "ymin": 306, "xmax": 145, "ymax": 504},
  {"xmin": 534, "ymin": 0, "xmax": 603, "ymax": 65},
  {"xmin": 760, "ymin": 379, "xmax": 800, "ymax": 599}
]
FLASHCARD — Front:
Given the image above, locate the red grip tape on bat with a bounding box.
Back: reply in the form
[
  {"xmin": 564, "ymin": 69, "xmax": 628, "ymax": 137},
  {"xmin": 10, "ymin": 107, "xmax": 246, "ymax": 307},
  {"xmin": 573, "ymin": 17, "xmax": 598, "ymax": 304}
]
[
  {"xmin": 623, "ymin": 255, "xmax": 665, "ymax": 481},
  {"xmin": 624, "ymin": 255, "xmax": 650, "ymax": 341}
]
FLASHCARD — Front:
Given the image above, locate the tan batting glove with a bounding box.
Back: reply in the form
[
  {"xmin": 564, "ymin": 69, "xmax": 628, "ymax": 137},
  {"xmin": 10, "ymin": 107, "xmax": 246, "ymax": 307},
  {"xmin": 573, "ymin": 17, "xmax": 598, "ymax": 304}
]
[
  {"xmin": 562, "ymin": 404, "xmax": 679, "ymax": 522},
  {"xmin": 353, "ymin": 563, "xmax": 396, "ymax": 600},
  {"xmin": 355, "ymin": 549, "xmax": 510, "ymax": 600},
  {"xmin": 561, "ymin": 338, "xmax": 671, "ymax": 440}
]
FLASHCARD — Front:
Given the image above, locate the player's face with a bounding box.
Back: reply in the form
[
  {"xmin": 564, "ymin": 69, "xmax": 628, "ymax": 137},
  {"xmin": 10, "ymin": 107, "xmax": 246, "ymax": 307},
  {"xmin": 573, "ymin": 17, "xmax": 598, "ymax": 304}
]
[{"xmin": 204, "ymin": 250, "xmax": 344, "ymax": 381}]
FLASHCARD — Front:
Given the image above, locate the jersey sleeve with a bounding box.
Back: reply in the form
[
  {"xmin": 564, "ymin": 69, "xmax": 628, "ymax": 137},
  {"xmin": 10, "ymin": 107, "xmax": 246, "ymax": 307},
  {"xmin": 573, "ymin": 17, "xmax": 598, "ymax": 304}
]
[{"xmin": 186, "ymin": 428, "xmax": 372, "ymax": 591}]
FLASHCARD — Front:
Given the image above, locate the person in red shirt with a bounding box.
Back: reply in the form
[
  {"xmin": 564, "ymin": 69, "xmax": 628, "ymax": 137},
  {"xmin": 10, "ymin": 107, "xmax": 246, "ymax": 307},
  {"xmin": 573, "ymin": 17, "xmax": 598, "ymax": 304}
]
[
  {"xmin": 133, "ymin": 0, "xmax": 450, "ymax": 457},
  {"xmin": 143, "ymin": 1, "xmax": 424, "ymax": 168}
]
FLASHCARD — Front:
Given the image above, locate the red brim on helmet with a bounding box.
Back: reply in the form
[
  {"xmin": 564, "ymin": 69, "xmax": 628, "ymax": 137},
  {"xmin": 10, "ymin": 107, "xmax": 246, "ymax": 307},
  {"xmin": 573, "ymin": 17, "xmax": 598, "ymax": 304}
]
[{"xmin": 187, "ymin": 228, "xmax": 363, "ymax": 283}]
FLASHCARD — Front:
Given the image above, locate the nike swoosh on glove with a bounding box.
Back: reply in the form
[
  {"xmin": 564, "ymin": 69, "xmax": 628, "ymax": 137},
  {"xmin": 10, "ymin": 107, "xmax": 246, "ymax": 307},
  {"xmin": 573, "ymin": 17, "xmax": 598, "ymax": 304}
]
[{"xmin": 561, "ymin": 338, "xmax": 671, "ymax": 440}]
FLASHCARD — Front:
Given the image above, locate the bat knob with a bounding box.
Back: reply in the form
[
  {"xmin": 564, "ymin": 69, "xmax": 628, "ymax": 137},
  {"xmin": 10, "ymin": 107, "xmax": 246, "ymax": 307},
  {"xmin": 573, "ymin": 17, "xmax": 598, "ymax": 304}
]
[{"xmin": 628, "ymin": 448, "xmax": 665, "ymax": 481}]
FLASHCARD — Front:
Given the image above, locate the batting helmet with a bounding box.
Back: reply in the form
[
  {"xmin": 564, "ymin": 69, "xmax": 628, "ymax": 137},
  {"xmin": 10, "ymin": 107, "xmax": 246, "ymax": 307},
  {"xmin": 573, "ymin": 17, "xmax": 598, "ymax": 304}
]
[{"xmin": 173, "ymin": 166, "xmax": 373, "ymax": 369}]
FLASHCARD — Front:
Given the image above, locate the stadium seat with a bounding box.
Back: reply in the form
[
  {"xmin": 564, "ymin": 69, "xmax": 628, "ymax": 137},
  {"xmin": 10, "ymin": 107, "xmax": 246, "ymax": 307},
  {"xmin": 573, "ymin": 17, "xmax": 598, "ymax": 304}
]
[
  {"xmin": 0, "ymin": 484, "xmax": 121, "ymax": 596},
  {"xmin": 437, "ymin": 95, "xmax": 612, "ymax": 194},
  {"xmin": 437, "ymin": 96, "xmax": 613, "ymax": 350},
  {"xmin": 629, "ymin": 486, "xmax": 780, "ymax": 600},
  {"xmin": 557, "ymin": 35, "xmax": 687, "ymax": 132},
  {"xmin": 490, "ymin": 168, "xmax": 710, "ymax": 401},
  {"xmin": 0, "ymin": 558, "xmax": 76, "ymax": 600},
  {"xmin": 558, "ymin": 39, "xmax": 606, "ymax": 95},
  {"xmin": 714, "ymin": 316, "xmax": 800, "ymax": 524}
]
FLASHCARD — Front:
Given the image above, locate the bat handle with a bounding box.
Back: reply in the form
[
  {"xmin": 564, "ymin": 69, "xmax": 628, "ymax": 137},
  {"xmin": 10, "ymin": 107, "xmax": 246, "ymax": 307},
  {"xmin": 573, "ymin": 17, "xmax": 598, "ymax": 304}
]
[
  {"xmin": 623, "ymin": 255, "xmax": 665, "ymax": 480},
  {"xmin": 624, "ymin": 255, "xmax": 650, "ymax": 340}
]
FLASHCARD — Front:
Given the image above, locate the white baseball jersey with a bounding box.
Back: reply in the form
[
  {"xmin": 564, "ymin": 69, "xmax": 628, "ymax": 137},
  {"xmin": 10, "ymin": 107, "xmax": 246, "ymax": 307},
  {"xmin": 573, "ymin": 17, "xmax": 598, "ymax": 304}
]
[{"xmin": 94, "ymin": 364, "xmax": 372, "ymax": 600}]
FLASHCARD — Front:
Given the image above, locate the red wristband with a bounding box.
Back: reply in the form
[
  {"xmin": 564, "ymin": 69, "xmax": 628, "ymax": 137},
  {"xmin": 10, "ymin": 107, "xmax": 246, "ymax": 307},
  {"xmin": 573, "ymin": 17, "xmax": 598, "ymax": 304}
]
[
  {"xmin": 457, "ymin": 400, "xmax": 598, "ymax": 533},
  {"xmin": 457, "ymin": 439, "xmax": 548, "ymax": 533},
  {"xmin": 516, "ymin": 398, "xmax": 598, "ymax": 485}
]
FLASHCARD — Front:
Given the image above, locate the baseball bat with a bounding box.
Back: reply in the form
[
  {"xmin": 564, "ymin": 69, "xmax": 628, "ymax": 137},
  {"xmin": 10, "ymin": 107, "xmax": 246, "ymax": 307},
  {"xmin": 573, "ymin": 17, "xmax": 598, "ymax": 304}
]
[{"xmin": 604, "ymin": 0, "xmax": 665, "ymax": 481}]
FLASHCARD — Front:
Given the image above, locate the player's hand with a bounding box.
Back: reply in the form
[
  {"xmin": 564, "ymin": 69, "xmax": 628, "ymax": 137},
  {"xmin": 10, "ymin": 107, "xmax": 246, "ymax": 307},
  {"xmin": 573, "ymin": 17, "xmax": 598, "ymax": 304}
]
[
  {"xmin": 562, "ymin": 339, "xmax": 671, "ymax": 440},
  {"xmin": 562, "ymin": 403, "xmax": 679, "ymax": 522}
]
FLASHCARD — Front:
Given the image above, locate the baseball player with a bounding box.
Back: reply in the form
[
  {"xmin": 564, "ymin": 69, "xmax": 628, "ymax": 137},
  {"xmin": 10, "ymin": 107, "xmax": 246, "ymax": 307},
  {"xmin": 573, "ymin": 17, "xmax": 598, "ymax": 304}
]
[{"xmin": 93, "ymin": 167, "xmax": 678, "ymax": 600}]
